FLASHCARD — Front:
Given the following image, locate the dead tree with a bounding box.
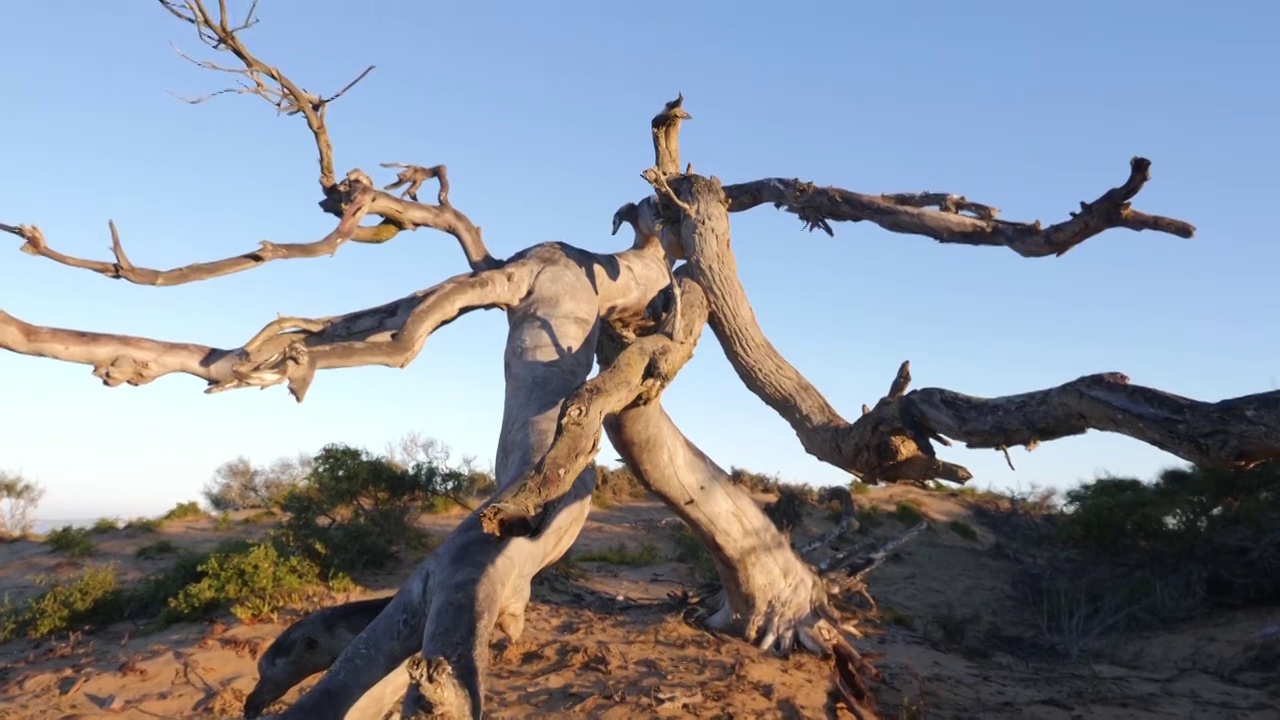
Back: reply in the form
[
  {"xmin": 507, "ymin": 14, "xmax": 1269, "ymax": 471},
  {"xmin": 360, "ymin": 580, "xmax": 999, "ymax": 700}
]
[{"xmin": 3, "ymin": 3, "xmax": 1277, "ymax": 719}]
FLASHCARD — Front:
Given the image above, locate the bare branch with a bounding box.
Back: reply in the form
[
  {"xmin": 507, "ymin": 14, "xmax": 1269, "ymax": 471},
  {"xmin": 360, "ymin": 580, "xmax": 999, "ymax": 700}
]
[
  {"xmin": 478, "ymin": 274, "xmax": 709, "ymax": 537},
  {"xmin": 723, "ymin": 157, "xmax": 1195, "ymax": 257},
  {"xmin": 847, "ymin": 365, "xmax": 1280, "ymax": 484},
  {"xmin": 380, "ymin": 163, "xmax": 450, "ymax": 205},
  {"xmin": 2, "ymin": 173, "xmax": 376, "ymax": 286},
  {"xmin": 663, "ymin": 169, "xmax": 1274, "ymax": 486},
  {"xmin": 159, "ymin": 0, "xmax": 359, "ymax": 190},
  {"xmin": 0, "ymin": 261, "xmax": 531, "ymax": 400}
]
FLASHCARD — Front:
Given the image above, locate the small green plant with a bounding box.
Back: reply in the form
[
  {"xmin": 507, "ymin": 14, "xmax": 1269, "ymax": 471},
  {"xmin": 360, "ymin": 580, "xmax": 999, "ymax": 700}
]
[
  {"xmin": 213, "ymin": 512, "xmax": 233, "ymax": 531},
  {"xmin": 5, "ymin": 566, "xmax": 119, "ymax": 639},
  {"xmin": 45, "ymin": 525, "xmax": 95, "ymax": 557},
  {"xmin": 166, "ymin": 541, "xmax": 319, "ymax": 622},
  {"xmin": 163, "ymin": 501, "xmax": 206, "ymax": 521},
  {"xmin": 548, "ymin": 555, "xmax": 587, "ymax": 581},
  {"xmin": 947, "ymin": 520, "xmax": 978, "ymax": 541},
  {"xmin": 135, "ymin": 540, "xmax": 178, "ymax": 559},
  {"xmin": 673, "ymin": 528, "xmax": 718, "ymax": 583},
  {"xmin": 893, "ymin": 502, "xmax": 925, "ymax": 525},
  {"xmin": 125, "ymin": 516, "xmax": 163, "ymax": 533},
  {"xmin": 575, "ymin": 543, "xmax": 662, "ymax": 566},
  {"xmin": 90, "ymin": 517, "xmax": 120, "ymax": 534}
]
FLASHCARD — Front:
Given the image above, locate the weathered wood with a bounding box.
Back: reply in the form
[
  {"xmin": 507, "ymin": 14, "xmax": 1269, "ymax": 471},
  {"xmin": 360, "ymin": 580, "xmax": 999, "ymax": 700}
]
[{"xmin": 658, "ymin": 171, "xmax": 1276, "ymax": 485}]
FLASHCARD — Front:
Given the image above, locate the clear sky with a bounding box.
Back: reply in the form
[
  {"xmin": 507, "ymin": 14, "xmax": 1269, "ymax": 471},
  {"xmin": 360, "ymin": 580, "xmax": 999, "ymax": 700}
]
[{"xmin": 2, "ymin": 1, "xmax": 1276, "ymax": 520}]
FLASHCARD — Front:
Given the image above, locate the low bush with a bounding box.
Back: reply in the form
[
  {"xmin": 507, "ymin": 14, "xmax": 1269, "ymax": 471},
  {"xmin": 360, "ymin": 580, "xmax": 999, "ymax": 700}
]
[
  {"xmin": 274, "ymin": 444, "xmax": 436, "ymax": 575},
  {"xmin": 166, "ymin": 541, "xmax": 320, "ymax": 623},
  {"xmin": 125, "ymin": 517, "xmax": 163, "ymax": 533},
  {"xmin": 135, "ymin": 540, "xmax": 178, "ymax": 559},
  {"xmin": 673, "ymin": 528, "xmax": 718, "ymax": 583},
  {"xmin": 45, "ymin": 525, "xmax": 94, "ymax": 556},
  {"xmin": 3, "ymin": 565, "xmax": 120, "ymax": 640},
  {"xmin": 163, "ymin": 501, "xmax": 206, "ymax": 521},
  {"xmin": 90, "ymin": 517, "xmax": 120, "ymax": 534}
]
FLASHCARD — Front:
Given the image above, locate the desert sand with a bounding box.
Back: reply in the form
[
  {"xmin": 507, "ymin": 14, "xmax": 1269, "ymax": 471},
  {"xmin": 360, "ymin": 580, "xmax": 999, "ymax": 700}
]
[{"xmin": 1, "ymin": 485, "xmax": 1276, "ymax": 719}]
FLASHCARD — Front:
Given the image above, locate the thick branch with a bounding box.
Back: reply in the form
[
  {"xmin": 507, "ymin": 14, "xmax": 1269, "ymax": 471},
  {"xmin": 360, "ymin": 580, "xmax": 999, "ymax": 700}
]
[
  {"xmin": 662, "ymin": 173, "xmax": 1276, "ymax": 485},
  {"xmin": 722, "ymin": 157, "xmax": 1195, "ymax": 257},
  {"xmin": 478, "ymin": 274, "xmax": 708, "ymax": 537},
  {"xmin": 0, "ymin": 261, "xmax": 531, "ymax": 401},
  {"xmin": 851, "ymin": 365, "xmax": 1280, "ymax": 482}
]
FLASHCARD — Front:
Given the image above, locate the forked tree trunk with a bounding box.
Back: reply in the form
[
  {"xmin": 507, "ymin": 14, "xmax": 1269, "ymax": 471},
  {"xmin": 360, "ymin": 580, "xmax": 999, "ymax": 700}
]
[{"xmin": 273, "ymin": 256, "xmax": 606, "ymax": 720}]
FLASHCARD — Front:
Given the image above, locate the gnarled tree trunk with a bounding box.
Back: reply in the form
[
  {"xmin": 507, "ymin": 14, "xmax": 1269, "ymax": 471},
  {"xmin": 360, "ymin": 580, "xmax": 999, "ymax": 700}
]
[{"xmin": 3, "ymin": 4, "xmax": 1277, "ymax": 719}]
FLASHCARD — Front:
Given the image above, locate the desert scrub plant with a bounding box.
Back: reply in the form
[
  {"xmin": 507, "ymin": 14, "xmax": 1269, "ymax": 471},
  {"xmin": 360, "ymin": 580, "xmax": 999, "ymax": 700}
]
[
  {"xmin": 274, "ymin": 443, "xmax": 444, "ymax": 575},
  {"xmin": 45, "ymin": 525, "xmax": 94, "ymax": 556},
  {"xmin": 3, "ymin": 565, "xmax": 120, "ymax": 639},
  {"xmin": 213, "ymin": 512, "xmax": 233, "ymax": 531},
  {"xmin": 948, "ymin": 519, "xmax": 979, "ymax": 541},
  {"xmin": 575, "ymin": 543, "xmax": 662, "ymax": 566},
  {"xmin": 90, "ymin": 517, "xmax": 120, "ymax": 533},
  {"xmin": 673, "ymin": 528, "xmax": 718, "ymax": 583},
  {"xmin": 163, "ymin": 501, "xmax": 206, "ymax": 521},
  {"xmin": 125, "ymin": 516, "xmax": 163, "ymax": 533},
  {"xmin": 591, "ymin": 463, "xmax": 649, "ymax": 507},
  {"xmin": 893, "ymin": 501, "xmax": 926, "ymax": 525},
  {"xmin": 165, "ymin": 541, "xmax": 320, "ymax": 623},
  {"xmin": 134, "ymin": 539, "xmax": 178, "ymax": 559}
]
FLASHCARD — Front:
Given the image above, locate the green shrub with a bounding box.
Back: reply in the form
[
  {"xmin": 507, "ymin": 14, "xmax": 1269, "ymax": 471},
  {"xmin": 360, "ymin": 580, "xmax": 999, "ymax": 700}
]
[
  {"xmin": 948, "ymin": 520, "xmax": 978, "ymax": 541},
  {"xmin": 163, "ymin": 501, "xmax": 206, "ymax": 521},
  {"xmin": 213, "ymin": 512, "xmax": 233, "ymax": 531},
  {"xmin": 727, "ymin": 467, "xmax": 783, "ymax": 494},
  {"xmin": 591, "ymin": 463, "xmax": 649, "ymax": 507},
  {"xmin": 2, "ymin": 566, "xmax": 119, "ymax": 639},
  {"xmin": 275, "ymin": 444, "xmax": 434, "ymax": 574},
  {"xmin": 673, "ymin": 528, "xmax": 718, "ymax": 583},
  {"xmin": 90, "ymin": 517, "xmax": 120, "ymax": 534},
  {"xmin": 1003, "ymin": 462, "xmax": 1280, "ymax": 658},
  {"xmin": 45, "ymin": 525, "xmax": 94, "ymax": 556},
  {"xmin": 125, "ymin": 517, "xmax": 163, "ymax": 533},
  {"xmin": 893, "ymin": 502, "xmax": 926, "ymax": 525},
  {"xmin": 166, "ymin": 541, "xmax": 319, "ymax": 622},
  {"xmin": 135, "ymin": 540, "xmax": 178, "ymax": 559}
]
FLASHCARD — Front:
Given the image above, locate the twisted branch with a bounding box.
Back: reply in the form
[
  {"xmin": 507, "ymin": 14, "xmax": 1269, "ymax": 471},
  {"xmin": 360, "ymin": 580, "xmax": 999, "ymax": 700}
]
[
  {"xmin": 479, "ymin": 273, "xmax": 708, "ymax": 537},
  {"xmin": 0, "ymin": 260, "xmax": 532, "ymax": 401},
  {"xmin": 723, "ymin": 156, "xmax": 1195, "ymax": 257}
]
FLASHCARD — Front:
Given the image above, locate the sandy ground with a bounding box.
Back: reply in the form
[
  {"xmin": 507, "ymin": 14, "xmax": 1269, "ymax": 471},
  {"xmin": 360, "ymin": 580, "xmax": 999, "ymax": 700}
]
[{"xmin": 1, "ymin": 486, "xmax": 1276, "ymax": 719}]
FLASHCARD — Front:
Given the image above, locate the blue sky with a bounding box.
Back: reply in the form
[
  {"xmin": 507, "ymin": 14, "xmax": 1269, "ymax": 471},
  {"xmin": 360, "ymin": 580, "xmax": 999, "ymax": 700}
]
[{"xmin": 2, "ymin": 1, "xmax": 1276, "ymax": 520}]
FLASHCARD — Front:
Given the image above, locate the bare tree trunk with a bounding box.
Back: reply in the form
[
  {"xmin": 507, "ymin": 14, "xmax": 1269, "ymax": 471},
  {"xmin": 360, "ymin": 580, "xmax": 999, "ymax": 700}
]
[
  {"xmin": 605, "ymin": 402, "xmax": 880, "ymax": 717},
  {"xmin": 274, "ymin": 254, "xmax": 605, "ymax": 720}
]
